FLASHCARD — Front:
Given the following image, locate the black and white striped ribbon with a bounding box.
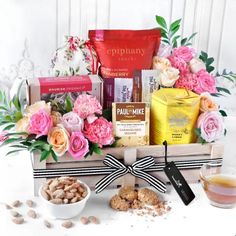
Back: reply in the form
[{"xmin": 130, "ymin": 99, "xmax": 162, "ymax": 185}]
[
  {"xmin": 33, "ymin": 156, "xmax": 222, "ymax": 192},
  {"xmin": 95, "ymin": 154, "xmax": 167, "ymax": 193}
]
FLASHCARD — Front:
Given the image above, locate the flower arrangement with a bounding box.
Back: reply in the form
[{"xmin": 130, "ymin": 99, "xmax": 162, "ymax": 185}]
[
  {"xmin": 0, "ymin": 91, "xmax": 114, "ymax": 162},
  {"xmin": 153, "ymin": 15, "xmax": 236, "ymax": 143}
]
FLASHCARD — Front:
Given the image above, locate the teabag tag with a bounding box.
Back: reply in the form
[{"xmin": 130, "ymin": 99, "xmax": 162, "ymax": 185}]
[{"xmin": 163, "ymin": 141, "xmax": 195, "ymax": 205}]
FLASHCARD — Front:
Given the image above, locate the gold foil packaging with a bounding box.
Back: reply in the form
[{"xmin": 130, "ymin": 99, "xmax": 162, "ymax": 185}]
[
  {"xmin": 150, "ymin": 88, "xmax": 200, "ymax": 145},
  {"xmin": 112, "ymin": 102, "xmax": 150, "ymax": 147}
]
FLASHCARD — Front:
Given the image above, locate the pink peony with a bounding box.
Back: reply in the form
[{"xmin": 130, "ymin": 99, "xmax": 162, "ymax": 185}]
[
  {"xmin": 197, "ymin": 111, "xmax": 224, "ymax": 142},
  {"xmin": 175, "ymin": 73, "xmax": 198, "ymax": 91},
  {"xmin": 62, "ymin": 112, "xmax": 84, "ymax": 133},
  {"xmin": 73, "ymin": 94, "xmax": 102, "ymax": 122},
  {"xmin": 83, "ymin": 117, "xmax": 114, "ymax": 148},
  {"xmin": 194, "ymin": 69, "xmax": 217, "ymax": 94},
  {"xmin": 68, "ymin": 131, "xmax": 89, "ymax": 160},
  {"xmin": 172, "ymin": 46, "xmax": 196, "ymax": 63},
  {"xmin": 28, "ymin": 109, "xmax": 53, "ymax": 137},
  {"xmin": 0, "ymin": 131, "xmax": 8, "ymax": 144},
  {"xmin": 168, "ymin": 55, "xmax": 190, "ymax": 76}
]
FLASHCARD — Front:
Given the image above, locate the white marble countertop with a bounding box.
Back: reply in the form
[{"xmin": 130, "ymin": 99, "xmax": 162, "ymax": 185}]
[{"xmin": 0, "ymin": 147, "xmax": 235, "ymax": 236}]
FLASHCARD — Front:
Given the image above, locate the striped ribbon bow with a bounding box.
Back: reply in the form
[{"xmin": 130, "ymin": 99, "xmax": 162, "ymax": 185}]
[{"xmin": 95, "ymin": 154, "xmax": 166, "ymax": 194}]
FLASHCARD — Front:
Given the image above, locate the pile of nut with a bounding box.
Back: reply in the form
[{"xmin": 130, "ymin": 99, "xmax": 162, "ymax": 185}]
[
  {"xmin": 110, "ymin": 186, "xmax": 171, "ymax": 217},
  {"xmin": 41, "ymin": 177, "xmax": 87, "ymax": 204},
  {"xmin": 5, "ymin": 200, "xmax": 38, "ymax": 225}
]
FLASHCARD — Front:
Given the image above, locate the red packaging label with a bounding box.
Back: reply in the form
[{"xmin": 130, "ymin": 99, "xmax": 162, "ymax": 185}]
[
  {"xmin": 39, "ymin": 76, "xmax": 92, "ymax": 94},
  {"xmin": 89, "ymin": 29, "xmax": 161, "ymax": 78}
]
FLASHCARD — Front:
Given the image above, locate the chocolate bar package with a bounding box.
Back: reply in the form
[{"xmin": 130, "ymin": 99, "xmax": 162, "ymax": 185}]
[
  {"xmin": 112, "ymin": 102, "xmax": 150, "ymax": 147},
  {"xmin": 104, "ymin": 78, "xmax": 133, "ymax": 109},
  {"xmin": 133, "ymin": 70, "xmax": 160, "ymax": 103},
  {"xmin": 27, "ymin": 75, "xmax": 103, "ymax": 105}
]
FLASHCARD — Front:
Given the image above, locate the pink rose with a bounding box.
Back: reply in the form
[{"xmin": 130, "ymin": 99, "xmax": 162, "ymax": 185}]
[
  {"xmin": 83, "ymin": 117, "xmax": 114, "ymax": 147},
  {"xmin": 73, "ymin": 94, "xmax": 102, "ymax": 123},
  {"xmin": 68, "ymin": 131, "xmax": 89, "ymax": 160},
  {"xmin": 157, "ymin": 43, "xmax": 172, "ymax": 58},
  {"xmin": 194, "ymin": 69, "xmax": 217, "ymax": 94},
  {"xmin": 28, "ymin": 109, "xmax": 53, "ymax": 137},
  {"xmin": 197, "ymin": 111, "xmax": 224, "ymax": 142},
  {"xmin": 0, "ymin": 131, "xmax": 8, "ymax": 144},
  {"xmin": 62, "ymin": 112, "xmax": 84, "ymax": 133},
  {"xmin": 172, "ymin": 46, "xmax": 196, "ymax": 63},
  {"xmin": 168, "ymin": 55, "xmax": 190, "ymax": 76}
]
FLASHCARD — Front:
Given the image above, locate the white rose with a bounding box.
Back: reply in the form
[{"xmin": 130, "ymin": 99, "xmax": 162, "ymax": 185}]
[
  {"xmin": 152, "ymin": 56, "xmax": 171, "ymax": 71},
  {"xmin": 25, "ymin": 101, "xmax": 51, "ymax": 116},
  {"xmin": 189, "ymin": 58, "xmax": 206, "ymax": 73},
  {"xmin": 159, "ymin": 67, "xmax": 180, "ymax": 87}
]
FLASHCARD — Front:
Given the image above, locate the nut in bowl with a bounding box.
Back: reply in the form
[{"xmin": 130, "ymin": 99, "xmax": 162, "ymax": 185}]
[
  {"xmin": 39, "ymin": 177, "xmax": 91, "ymax": 219},
  {"xmin": 200, "ymin": 161, "xmax": 236, "ymax": 209}
]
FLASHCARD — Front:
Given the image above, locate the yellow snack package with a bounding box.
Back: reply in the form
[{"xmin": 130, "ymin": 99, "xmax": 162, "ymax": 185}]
[{"xmin": 150, "ymin": 88, "xmax": 200, "ymax": 145}]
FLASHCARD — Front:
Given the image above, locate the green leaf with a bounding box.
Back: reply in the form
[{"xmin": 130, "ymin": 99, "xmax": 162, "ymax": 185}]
[
  {"xmin": 181, "ymin": 37, "xmax": 188, "ymax": 46},
  {"xmin": 216, "ymin": 87, "xmax": 231, "ymax": 95},
  {"xmin": 5, "ymin": 132, "xmax": 28, "ymax": 137},
  {"xmin": 3, "ymin": 124, "xmax": 15, "ymax": 131},
  {"xmin": 173, "ymin": 40, "xmax": 178, "ymax": 48},
  {"xmin": 102, "ymin": 109, "xmax": 112, "ymax": 121},
  {"xmin": 20, "ymin": 141, "xmax": 32, "ymax": 147},
  {"xmin": 206, "ymin": 57, "xmax": 214, "ymax": 66},
  {"xmin": 2, "ymin": 137, "xmax": 22, "ymax": 145},
  {"xmin": 94, "ymin": 146, "xmax": 103, "ymax": 155},
  {"xmin": 210, "ymin": 93, "xmax": 224, "ymax": 97},
  {"xmin": 219, "ymin": 110, "xmax": 227, "ymax": 117},
  {"xmin": 10, "ymin": 144, "xmax": 27, "ymax": 149},
  {"xmin": 6, "ymin": 149, "xmax": 25, "ymax": 156},
  {"xmin": 161, "ymin": 31, "xmax": 168, "ymax": 39},
  {"xmin": 51, "ymin": 150, "xmax": 58, "ymax": 162},
  {"xmin": 170, "ymin": 19, "xmax": 181, "ymax": 31},
  {"xmin": 222, "ymin": 75, "xmax": 235, "ymax": 82},
  {"xmin": 40, "ymin": 150, "xmax": 51, "ymax": 162},
  {"xmin": 12, "ymin": 95, "xmax": 21, "ymax": 111},
  {"xmin": 13, "ymin": 111, "xmax": 23, "ymax": 122},
  {"xmin": 195, "ymin": 128, "xmax": 201, "ymax": 137},
  {"xmin": 29, "ymin": 140, "xmax": 51, "ymax": 151},
  {"xmin": 162, "ymin": 39, "xmax": 170, "ymax": 44},
  {"xmin": 0, "ymin": 106, "xmax": 8, "ymax": 111},
  {"xmin": 170, "ymin": 25, "xmax": 180, "ymax": 37},
  {"xmin": 188, "ymin": 32, "xmax": 197, "ymax": 41},
  {"xmin": 65, "ymin": 96, "xmax": 73, "ymax": 112},
  {"xmin": 207, "ymin": 66, "xmax": 215, "ymax": 73},
  {"xmin": 155, "ymin": 15, "xmax": 167, "ymax": 29},
  {"xmin": 200, "ymin": 51, "xmax": 208, "ymax": 60}
]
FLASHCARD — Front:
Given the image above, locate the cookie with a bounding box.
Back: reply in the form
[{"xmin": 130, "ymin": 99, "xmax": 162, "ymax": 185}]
[
  {"xmin": 130, "ymin": 199, "xmax": 143, "ymax": 209},
  {"xmin": 110, "ymin": 195, "xmax": 130, "ymax": 211},
  {"xmin": 118, "ymin": 186, "xmax": 138, "ymax": 202},
  {"xmin": 138, "ymin": 188, "xmax": 160, "ymax": 205}
]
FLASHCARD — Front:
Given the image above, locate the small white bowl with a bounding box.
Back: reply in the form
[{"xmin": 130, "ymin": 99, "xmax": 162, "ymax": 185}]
[{"xmin": 39, "ymin": 179, "xmax": 91, "ymax": 219}]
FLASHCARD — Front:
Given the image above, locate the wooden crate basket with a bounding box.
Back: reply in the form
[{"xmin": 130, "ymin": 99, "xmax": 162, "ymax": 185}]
[{"xmin": 32, "ymin": 143, "xmax": 224, "ymax": 196}]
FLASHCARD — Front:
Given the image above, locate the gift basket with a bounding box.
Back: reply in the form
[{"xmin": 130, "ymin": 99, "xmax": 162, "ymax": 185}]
[{"xmin": 1, "ymin": 15, "xmax": 234, "ymax": 196}]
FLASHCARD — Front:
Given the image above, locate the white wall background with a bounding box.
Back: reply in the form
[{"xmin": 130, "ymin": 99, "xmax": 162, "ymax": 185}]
[{"xmin": 0, "ymin": 0, "xmax": 236, "ymax": 112}]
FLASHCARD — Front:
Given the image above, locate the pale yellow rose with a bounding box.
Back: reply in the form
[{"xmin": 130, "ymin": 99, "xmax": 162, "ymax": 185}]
[
  {"xmin": 152, "ymin": 56, "xmax": 171, "ymax": 71},
  {"xmin": 51, "ymin": 111, "xmax": 62, "ymax": 126},
  {"xmin": 200, "ymin": 93, "xmax": 218, "ymax": 112},
  {"xmin": 47, "ymin": 125, "xmax": 69, "ymax": 157},
  {"xmin": 15, "ymin": 116, "xmax": 30, "ymax": 133},
  {"xmin": 189, "ymin": 58, "xmax": 206, "ymax": 73},
  {"xmin": 25, "ymin": 101, "xmax": 51, "ymax": 116},
  {"xmin": 159, "ymin": 67, "xmax": 180, "ymax": 87}
]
